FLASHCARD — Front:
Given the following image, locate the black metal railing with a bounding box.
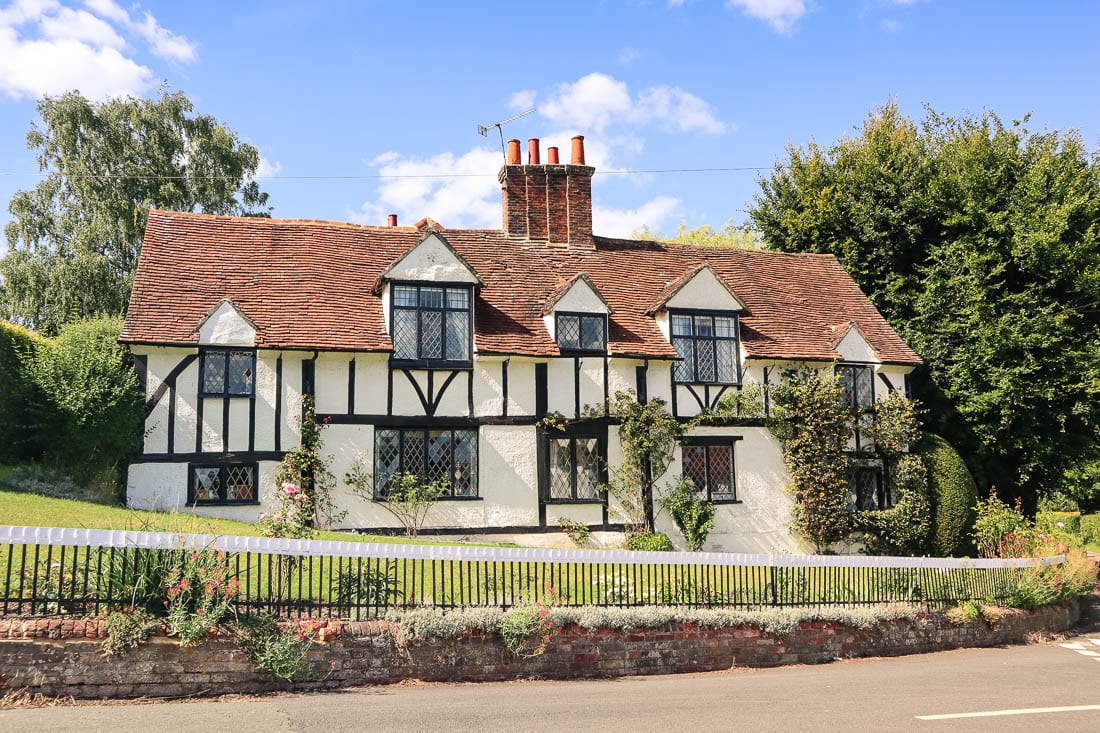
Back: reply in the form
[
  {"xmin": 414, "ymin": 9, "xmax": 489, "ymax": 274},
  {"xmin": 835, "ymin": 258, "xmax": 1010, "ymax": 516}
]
[{"xmin": 0, "ymin": 526, "xmax": 1060, "ymax": 620}]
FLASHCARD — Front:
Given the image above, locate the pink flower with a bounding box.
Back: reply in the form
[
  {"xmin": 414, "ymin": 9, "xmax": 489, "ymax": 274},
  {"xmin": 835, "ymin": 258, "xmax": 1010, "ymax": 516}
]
[
  {"xmin": 1057, "ymin": 522, "xmax": 1065, "ymax": 529},
  {"xmin": 282, "ymin": 482, "xmax": 300, "ymax": 494}
]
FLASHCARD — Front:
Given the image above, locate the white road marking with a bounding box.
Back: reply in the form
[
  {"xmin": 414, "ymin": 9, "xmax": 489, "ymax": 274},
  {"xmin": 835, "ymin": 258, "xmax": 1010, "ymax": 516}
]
[
  {"xmin": 1059, "ymin": 639, "xmax": 1100, "ymax": 661},
  {"xmin": 1091, "ymin": 639, "xmax": 1100, "ymax": 647},
  {"xmin": 1060, "ymin": 642, "xmax": 1085, "ymax": 649},
  {"xmin": 916, "ymin": 704, "xmax": 1100, "ymax": 720}
]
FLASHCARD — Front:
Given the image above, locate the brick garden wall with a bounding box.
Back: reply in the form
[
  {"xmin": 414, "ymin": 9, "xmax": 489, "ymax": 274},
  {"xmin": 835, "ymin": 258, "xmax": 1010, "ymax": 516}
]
[{"xmin": 0, "ymin": 603, "xmax": 1079, "ymax": 699}]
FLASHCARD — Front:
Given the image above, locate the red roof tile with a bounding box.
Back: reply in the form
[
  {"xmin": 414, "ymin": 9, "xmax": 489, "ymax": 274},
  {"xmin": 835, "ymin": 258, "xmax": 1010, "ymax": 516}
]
[{"xmin": 121, "ymin": 210, "xmax": 920, "ymax": 364}]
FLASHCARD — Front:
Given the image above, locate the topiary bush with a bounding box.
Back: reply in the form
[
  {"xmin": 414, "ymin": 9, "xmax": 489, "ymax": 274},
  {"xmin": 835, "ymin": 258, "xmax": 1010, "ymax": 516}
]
[
  {"xmin": 0, "ymin": 321, "xmax": 49, "ymax": 463},
  {"xmin": 921, "ymin": 434, "xmax": 978, "ymax": 556},
  {"xmin": 624, "ymin": 532, "xmax": 674, "ymax": 552}
]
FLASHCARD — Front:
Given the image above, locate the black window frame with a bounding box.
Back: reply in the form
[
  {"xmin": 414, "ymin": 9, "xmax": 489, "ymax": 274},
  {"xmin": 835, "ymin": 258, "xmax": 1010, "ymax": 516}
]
[
  {"xmin": 373, "ymin": 426, "xmax": 480, "ymax": 500},
  {"xmin": 541, "ymin": 425, "xmax": 607, "ymax": 504},
  {"xmin": 849, "ymin": 463, "xmax": 890, "ymax": 511},
  {"xmin": 188, "ymin": 461, "xmax": 260, "ymax": 506},
  {"xmin": 389, "ymin": 281, "xmax": 475, "ymax": 369},
  {"xmin": 554, "ymin": 311, "xmax": 608, "ymax": 355},
  {"xmin": 199, "ymin": 347, "xmax": 256, "ymax": 398},
  {"xmin": 680, "ymin": 436, "xmax": 741, "ymax": 504},
  {"xmin": 669, "ymin": 309, "xmax": 742, "ymax": 385}
]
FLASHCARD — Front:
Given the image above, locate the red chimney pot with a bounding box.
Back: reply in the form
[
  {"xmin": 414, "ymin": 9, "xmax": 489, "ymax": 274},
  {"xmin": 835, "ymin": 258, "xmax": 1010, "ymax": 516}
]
[
  {"xmin": 547, "ymin": 146, "xmax": 559, "ymax": 164},
  {"xmin": 570, "ymin": 135, "xmax": 585, "ymax": 165},
  {"xmin": 387, "ymin": 214, "xmax": 398, "ymax": 227},
  {"xmin": 528, "ymin": 138, "xmax": 541, "ymax": 165},
  {"xmin": 506, "ymin": 139, "xmax": 522, "ymax": 165}
]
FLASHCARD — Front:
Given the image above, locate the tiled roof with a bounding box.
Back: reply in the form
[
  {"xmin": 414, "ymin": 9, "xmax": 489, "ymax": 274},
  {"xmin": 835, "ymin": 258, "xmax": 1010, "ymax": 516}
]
[{"xmin": 121, "ymin": 210, "xmax": 921, "ymax": 364}]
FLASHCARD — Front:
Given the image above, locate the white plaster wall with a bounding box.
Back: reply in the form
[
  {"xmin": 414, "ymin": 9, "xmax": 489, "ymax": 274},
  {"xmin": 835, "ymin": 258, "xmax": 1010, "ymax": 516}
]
[
  {"xmin": 385, "ymin": 233, "xmax": 480, "ymax": 283},
  {"xmin": 546, "ymin": 358, "xmax": 576, "ymax": 416},
  {"xmin": 836, "ymin": 327, "xmax": 880, "ymax": 364},
  {"xmin": 175, "ymin": 360, "xmax": 199, "ymax": 453},
  {"xmin": 391, "ymin": 371, "xmax": 425, "ymax": 417},
  {"xmin": 144, "ymin": 363, "xmax": 169, "ymax": 454},
  {"xmin": 280, "ymin": 356, "xmax": 303, "ymax": 447},
  {"xmin": 127, "ymin": 461, "xmax": 281, "ymax": 523},
  {"xmin": 506, "ymin": 360, "xmax": 537, "ymax": 416},
  {"xmin": 434, "ymin": 371, "xmax": 471, "ymax": 416},
  {"xmin": 646, "ymin": 361, "xmax": 674, "ymax": 404},
  {"xmin": 354, "ymin": 355, "xmax": 389, "ymax": 415},
  {"xmin": 314, "ymin": 353, "xmax": 349, "ymax": 415},
  {"xmin": 473, "ymin": 359, "xmax": 505, "ymax": 417},
  {"xmin": 197, "ymin": 302, "xmax": 256, "ymax": 346},
  {"xmin": 553, "ymin": 279, "xmax": 609, "ymax": 313},
  {"xmin": 545, "ymin": 504, "xmax": 604, "ymax": 527},
  {"xmin": 607, "ymin": 359, "xmax": 638, "ymax": 397},
  {"xmin": 664, "ymin": 268, "xmax": 744, "ymax": 311},
  {"xmin": 227, "ymin": 399, "xmax": 250, "ymax": 452},
  {"xmin": 253, "ymin": 354, "xmax": 277, "ymax": 452},
  {"xmin": 199, "ymin": 398, "xmax": 219, "ymax": 452},
  {"xmin": 658, "ymin": 426, "xmax": 798, "ymax": 554},
  {"xmin": 577, "ymin": 358, "xmax": 605, "ymax": 412}
]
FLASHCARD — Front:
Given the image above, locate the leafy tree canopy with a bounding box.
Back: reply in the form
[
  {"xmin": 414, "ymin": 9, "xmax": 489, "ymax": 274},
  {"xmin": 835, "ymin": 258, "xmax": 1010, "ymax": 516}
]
[
  {"xmin": 633, "ymin": 219, "xmax": 766, "ymax": 249},
  {"xmin": 2, "ymin": 88, "xmax": 271, "ymax": 334},
  {"xmin": 749, "ymin": 103, "xmax": 1100, "ymax": 507}
]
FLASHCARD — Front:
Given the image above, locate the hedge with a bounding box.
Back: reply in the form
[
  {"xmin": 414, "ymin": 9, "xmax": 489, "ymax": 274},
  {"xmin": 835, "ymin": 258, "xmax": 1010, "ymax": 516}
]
[
  {"xmin": 1080, "ymin": 514, "xmax": 1100, "ymax": 546},
  {"xmin": 921, "ymin": 433, "xmax": 979, "ymax": 556},
  {"xmin": 0, "ymin": 322, "xmax": 49, "ymax": 463},
  {"xmin": 1037, "ymin": 511, "xmax": 1081, "ymax": 536}
]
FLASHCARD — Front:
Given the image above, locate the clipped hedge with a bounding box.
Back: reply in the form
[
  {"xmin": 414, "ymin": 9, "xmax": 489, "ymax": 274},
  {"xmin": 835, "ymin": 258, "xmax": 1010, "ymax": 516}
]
[
  {"xmin": 1080, "ymin": 514, "xmax": 1100, "ymax": 546},
  {"xmin": 921, "ymin": 434, "xmax": 979, "ymax": 556},
  {"xmin": 1037, "ymin": 511, "xmax": 1081, "ymax": 536},
  {"xmin": 0, "ymin": 321, "xmax": 49, "ymax": 463}
]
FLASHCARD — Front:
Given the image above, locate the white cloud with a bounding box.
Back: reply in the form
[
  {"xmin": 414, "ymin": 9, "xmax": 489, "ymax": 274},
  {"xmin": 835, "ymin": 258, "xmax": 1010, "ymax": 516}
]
[
  {"xmin": 726, "ymin": 0, "xmax": 807, "ymax": 33},
  {"xmin": 255, "ymin": 156, "xmax": 282, "ymax": 179},
  {"xmin": 0, "ymin": 0, "xmax": 196, "ymax": 100},
  {"xmin": 594, "ymin": 195, "xmax": 681, "ymax": 238},
  {"xmin": 351, "ymin": 147, "xmax": 503, "ymax": 229},
  {"xmin": 507, "ymin": 89, "xmax": 535, "ymax": 112},
  {"xmin": 535, "ymin": 72, "xmax": 726, "ymax": 135}
]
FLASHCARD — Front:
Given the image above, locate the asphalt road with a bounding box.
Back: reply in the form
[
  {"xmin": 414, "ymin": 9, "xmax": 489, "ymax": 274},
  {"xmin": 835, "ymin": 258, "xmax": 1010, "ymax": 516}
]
[{"xmin": 3, "ymin": 629, "xmax": 1099, "ymax": 733}]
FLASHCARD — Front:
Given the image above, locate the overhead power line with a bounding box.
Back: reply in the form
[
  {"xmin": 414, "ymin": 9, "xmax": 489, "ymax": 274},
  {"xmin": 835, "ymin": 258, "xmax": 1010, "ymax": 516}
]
[{"xmin": 0, "ymin": 166, "xmax": 771, "ymax": 181}]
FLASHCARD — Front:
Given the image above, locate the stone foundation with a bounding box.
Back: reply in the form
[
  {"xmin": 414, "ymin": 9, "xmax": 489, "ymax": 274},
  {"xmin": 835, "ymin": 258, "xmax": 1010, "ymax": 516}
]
[{"xmin": 0, "ymin": 603, "xmax": 1079, "ymax": 699}]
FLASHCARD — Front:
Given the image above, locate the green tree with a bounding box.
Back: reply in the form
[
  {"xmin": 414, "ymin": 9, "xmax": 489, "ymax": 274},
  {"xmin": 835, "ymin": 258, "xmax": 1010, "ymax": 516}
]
[
  {"xmin": 2, "ymin": 89, "xmax": 271, "ymax": 334},
  {"xmin": 633, "ymin": 219, "xmax": 765, "ymax": 249},
  {"xmin": 750, "ymin": 103, "xmax": 1100, "ymax": 509}
]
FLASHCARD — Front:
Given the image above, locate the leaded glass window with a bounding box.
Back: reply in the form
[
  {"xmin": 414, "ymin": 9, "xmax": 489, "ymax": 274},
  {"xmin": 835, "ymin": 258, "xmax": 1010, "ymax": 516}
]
[
  {"xmin": 200, "ymin": 349, "xmax": 255, "ymax": 397},
  {"xmin": 671, "ymin": 312, "xmax": 739, "ymax": 384},
  {"xmin": 836, "ymin": 364, "xmax": 875, "ymax": 411},
  {"xmin": 849, "ymin": 466, "xmax": 886, "ymax": 511},
  {"xmin": 373, "ymin": 427, "xmax": 478, "ymax": 498},
  {"xmin": 555, "ymin": 313, "xmax": 607, "ymax": 353},
  {"xmin": 681, "ymin": 441, "xmax": 738, "ymax": 502},
  {"xmin": 190, "ymin": 463, "xmax": 256, "ymax": 505},
  {"xmin": 548, "ymin": 436, "xmax": 601, "ymax": 501},
  {"xmin": 390, "ymin": 283, "xmax": 473, "ymax": 364}
]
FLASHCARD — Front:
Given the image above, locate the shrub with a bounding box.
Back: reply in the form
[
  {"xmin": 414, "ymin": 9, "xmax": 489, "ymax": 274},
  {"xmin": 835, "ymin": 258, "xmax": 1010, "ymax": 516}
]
[
  {"xmin": 856, "ymin": 454, "xmax": 931, "ymax": 556},
  {"xmin": 1038, "ymin": 492, "xmax": 1080, "ymax": 513},
  {"xmin": 102, "ymin": 608, "xmax": 159, "ymax": 658},
  {"xmin": 498, "ymin": 602, "xmax": 559, "ymax": 658},
  {"xmin": 163, "ymin": 549, "xmax": 240, "ymax": 644},
  {"xmin": 0, "ymin": 321, "xmax": 48, "ymax": 463},
  {"xmin": 1037, "ymin": 512, "xmax": 1081, "ymax": 537},
  {"xmin": 658, "ymin": 479, "xmax": 716, "ymax": 551},
  {"xmin": 624, "ymin": 532, "xmax": 674, "ymax": 552},
  {"xmin": 922, "ymin": 434, "xmax": 978, "ymax": 556},
  {"xmin": 1007, "ymin": 545, "xmax": 1097, "ymax": 610},
  {"xmin": 1080, "ymin": 514, "xmax": 1100, "ymax": 546},
  {"xmin": 332, "ymin": 563, "xmax": 403, "ymax": 610},
  {"xmin": 235, "ymin": 613, "xmax": 318, "ymax": 682},
  {"xmin": 972, "ymin": 492, "xmax": 1034, "ymax": 558},
  {"xmin": 557, "ymin": 517, "xmax": 592, "ymax": 546},
  {"xmin": 25, "ymin": 317, "xmax": 144, "ymax": 490}
]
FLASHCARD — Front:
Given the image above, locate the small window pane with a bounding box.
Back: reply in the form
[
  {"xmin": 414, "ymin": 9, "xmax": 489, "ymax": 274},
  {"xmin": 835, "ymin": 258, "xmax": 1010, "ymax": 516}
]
[
  {"xmin": 226, "ymin": 465, "xmax": 255, "ymax": 501},
  {"xmin": 420, "ymin": 310, "xmax": 443, "ymax": 358},
  {"xmin": 580, "ymin": 316, "xmax": 605, "ymax": 351},
  {"xmin": 696, "ymin": 338, "xmax": 717, "ymax": 382},
  {"xmin": 404, "ymin": 431, "xmax": 426, "ymax": 477},
  {"xmin": 575, "ymin": 438, "xmax": 599, "ymax": 499},
  {"xmin": 427, "ymin": 430, "xmax": 452, "ymax": 485},
  {"xmin": 853, "ymin": 469, "xmax": 881, "ymax": 511},
  {"xmin": 392, "ymin": 310, "xmax": 418, "ymax": 359},
  {"xmin": 445, "ymin": 311, "xmax": 470, "ymax": 361},
  {"xmin": 693, "ymin": 316, "xmax": 714, "ymax": 337},
  {"xmin": 446, "ymin": 288, "xmax": 469, "ymax": 309},
  {"xmin": 557, "ymin": 315, "xmax": 580, "ymax": 349},
  {"xmin": 375, "ymin": 429, "xmax": 401, "ymax": 497},
  {"xmin": 420, "ymin": 287, "xmax": 444, "ymax": 308},
  {"xmin": 716, "ymin": 340, "xmax": 737, "ymax": 383},
  {"xmin": 193, "ymin": 467, "xmax": 220, "ymax": 502},
  {"xmin": 394, "ymin": 286, "xmax": 418, "ymax": 307},
  {"xmin": 673, "ymin": 337, "xmax": 694, "ymax": 382},
  {"xmin": 202, "ymin": 352, "xmax": 226, "ymax": 394},
  {"xmin": 682, "ymin": 446, "xmax": 707, "ymax": 492},
  {"xmin": 671, "ymin": 315, "xmax": 692, "ymax": 336},
  {"xmin": 227, "ymin": 351, "xmax": 254, "ymax": 395},
  {"xmin": 715, "ymin": 317, "xmax": 737, "ymax": 338},
  {"xmin": 708, "ymin": 446, "xmax": 735, "ymax": 500},
  {"xmin": 549, "ymin": 439, "xmax": 573, "ymax": 499},
  {"xmin": 453, "ymin": 430, "xmax": 477, "ymax": 497}
]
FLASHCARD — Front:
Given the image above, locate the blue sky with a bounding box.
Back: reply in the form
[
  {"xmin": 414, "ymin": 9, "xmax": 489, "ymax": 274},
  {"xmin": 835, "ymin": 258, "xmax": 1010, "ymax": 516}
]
[{"xmin": 2, "ymin": 0, "xmax": 1099, "ymax": 251}]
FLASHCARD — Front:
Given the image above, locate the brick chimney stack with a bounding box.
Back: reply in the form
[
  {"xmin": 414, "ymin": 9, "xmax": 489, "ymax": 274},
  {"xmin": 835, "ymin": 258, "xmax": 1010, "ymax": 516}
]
[{"xmin": 499, "ymin": 135, "xmax": 594, "ymax": 249}]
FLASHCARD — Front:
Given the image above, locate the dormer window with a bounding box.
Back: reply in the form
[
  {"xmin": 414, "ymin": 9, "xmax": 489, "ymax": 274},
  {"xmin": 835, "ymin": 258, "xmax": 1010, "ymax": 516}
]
[
  {"xmin": 555, "ymin": 312, "xmax": 607, "ymax": 353},
  {"xmin": 671, "ymin": 312, "xmax": 740, "ymax": 384},
  {"xmin": 200, "ymin": 348, "xmax": 255, "ymax": 397},
  {"xmin": 391, "ymin": 283, "xmax": 473, "ymax": 366}
]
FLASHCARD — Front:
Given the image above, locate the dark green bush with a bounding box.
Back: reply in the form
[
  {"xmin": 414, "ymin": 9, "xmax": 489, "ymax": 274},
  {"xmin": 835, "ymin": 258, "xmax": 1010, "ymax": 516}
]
[
  {"xmin": 1037, "ymin": 511, "xmax": 1081, "ymax": 536},
  {"xmin": 921, "ymin": 434, "xmax": 978, "ymax": 556},
  {"xmin": 625, "ymin": 532, "xmax": 674, "ymax": 552},
  {"xmin": 856, "ymin": 454, "xmax": 931, "ymax": 556},
  {"xmin": 0, "ymin": 321, "xmax": 49, "ymax": 462},
  {"xmin": 26, "ymin": 317, "xmax": 144, "ymax": 489},
  {"xmin": 1080, "ymin": 514, "xmax": 1100, "ymax": 546}
]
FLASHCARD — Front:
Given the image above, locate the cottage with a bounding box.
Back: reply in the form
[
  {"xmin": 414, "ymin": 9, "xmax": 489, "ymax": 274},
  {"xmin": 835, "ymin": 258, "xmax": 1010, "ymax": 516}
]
[{"xmin": 121, "ymin": 136, "xmax": 920, "ymax": 552}]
